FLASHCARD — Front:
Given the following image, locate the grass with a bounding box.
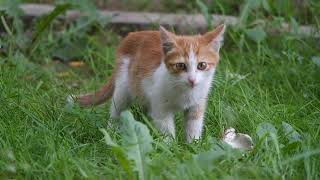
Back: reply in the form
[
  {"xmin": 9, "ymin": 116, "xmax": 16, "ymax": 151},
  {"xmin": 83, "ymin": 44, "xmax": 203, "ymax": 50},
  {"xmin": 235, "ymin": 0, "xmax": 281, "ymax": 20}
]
[{"xmin": 1, "ymin": 1, "xmax": 320, "ymax": 179}]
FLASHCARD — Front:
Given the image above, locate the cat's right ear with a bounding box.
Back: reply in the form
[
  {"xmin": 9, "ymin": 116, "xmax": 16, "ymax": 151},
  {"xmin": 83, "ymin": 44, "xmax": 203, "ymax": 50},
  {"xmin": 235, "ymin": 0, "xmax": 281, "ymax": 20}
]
[
  {"xmin": 202, "ymin": 24, "xmax": 226, "ymax": 53},
  {"xmin": 159, "ymin": 26, "xmax": 176, "ymax": 54}
]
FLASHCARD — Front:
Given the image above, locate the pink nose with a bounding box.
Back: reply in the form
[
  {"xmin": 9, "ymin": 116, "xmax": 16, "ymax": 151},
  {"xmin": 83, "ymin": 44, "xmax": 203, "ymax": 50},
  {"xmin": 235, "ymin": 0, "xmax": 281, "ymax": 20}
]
[{"xmin": 188, "ymin": 77, "xmax": 195, "ymax": 87}]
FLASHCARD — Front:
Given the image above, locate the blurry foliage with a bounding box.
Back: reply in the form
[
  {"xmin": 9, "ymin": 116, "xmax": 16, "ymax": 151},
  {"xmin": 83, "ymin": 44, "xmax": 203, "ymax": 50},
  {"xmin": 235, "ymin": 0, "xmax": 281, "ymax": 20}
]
[
  {"xmin": 196, "ymin": 0, "xmax": 212, "ymax": 30},
  {"xmin": 0, "ymin": 0, "xmax": 110, "ymax": 62},
  {"xmin": 22, "ymin": 0, "xmax": 320, "ymax": 25},
  {"xmin": 1, "ymin": 0, "xmax": 319, "ymax": 62}
]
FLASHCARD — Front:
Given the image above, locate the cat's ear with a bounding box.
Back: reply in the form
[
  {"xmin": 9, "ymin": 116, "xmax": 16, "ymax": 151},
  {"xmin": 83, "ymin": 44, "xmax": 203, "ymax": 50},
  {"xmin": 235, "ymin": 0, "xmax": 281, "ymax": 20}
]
[
  {"xmin": 159, "ymin": 26, "xmax": 176, "ymax": 54},
  {"xmin": 202, "ymin": 24, "xmax": 226, "ymax": 52}
]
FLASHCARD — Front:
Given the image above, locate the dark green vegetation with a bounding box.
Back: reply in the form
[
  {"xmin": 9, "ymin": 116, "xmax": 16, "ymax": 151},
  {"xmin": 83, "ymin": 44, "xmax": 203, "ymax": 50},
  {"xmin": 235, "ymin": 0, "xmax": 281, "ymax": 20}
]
[
  {"xmin": 25, "ymin": 0, "xmax": 320, "ymax": 25},
  {"xmin": 1, "ymin": 0, "xmax": 320, "ymax": 179}
]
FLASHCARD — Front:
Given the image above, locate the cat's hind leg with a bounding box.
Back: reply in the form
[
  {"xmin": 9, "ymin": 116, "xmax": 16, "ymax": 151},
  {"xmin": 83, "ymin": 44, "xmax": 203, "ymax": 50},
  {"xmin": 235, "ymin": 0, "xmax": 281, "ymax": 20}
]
[{"xmin": 109, "ymin": 58, "xmax": 131, "ymax": 122}]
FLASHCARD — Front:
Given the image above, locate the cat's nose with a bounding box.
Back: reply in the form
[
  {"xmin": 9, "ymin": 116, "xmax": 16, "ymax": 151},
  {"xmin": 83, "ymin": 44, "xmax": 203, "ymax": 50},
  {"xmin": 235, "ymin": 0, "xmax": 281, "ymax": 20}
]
[{"xmin": 187, "ymin": 77, "xmax": 195, "ymax": 87}]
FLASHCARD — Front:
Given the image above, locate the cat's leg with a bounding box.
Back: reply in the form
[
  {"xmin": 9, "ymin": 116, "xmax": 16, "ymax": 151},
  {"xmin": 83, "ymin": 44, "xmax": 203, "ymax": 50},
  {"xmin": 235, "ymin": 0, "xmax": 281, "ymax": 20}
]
[
  {"xmin": 108, "ymin": 81, "xmax": 131, "ymax": 129},
  {"xmin": 109, "ymin": 59, "xmax": 131, "ymax": 125},
  {"xmin": 149, "ymin": 109, "xmax": 175, "ymax": 138},
  {"xmin": 108, "ymin": 90, "xmax": 130, "ymax": 129},
  {"xmin": 109, "ymin": 89, "xmax": 130, "ymax": 119},
  {"xmin": 184, "ymin": 103, "xmax": 206, "ymax": 143}
]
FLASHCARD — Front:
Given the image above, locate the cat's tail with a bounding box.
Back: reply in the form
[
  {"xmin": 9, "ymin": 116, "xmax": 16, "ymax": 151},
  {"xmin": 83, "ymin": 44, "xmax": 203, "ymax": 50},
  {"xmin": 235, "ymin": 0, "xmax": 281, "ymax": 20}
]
[{"xmin": 67, "ymin": 75, "xmax": 115, "ymax": 107}]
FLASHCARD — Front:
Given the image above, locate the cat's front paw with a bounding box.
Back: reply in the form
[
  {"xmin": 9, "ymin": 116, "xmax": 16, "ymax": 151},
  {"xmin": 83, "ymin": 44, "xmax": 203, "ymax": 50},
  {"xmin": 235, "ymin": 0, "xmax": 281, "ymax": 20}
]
[
  {"xmin": 161, "ymin": 134, "xmax": 176, "ymax": 145},
  {"xmin": 186, "ymin": 135, "xmax": 201, "ymax": 143}
]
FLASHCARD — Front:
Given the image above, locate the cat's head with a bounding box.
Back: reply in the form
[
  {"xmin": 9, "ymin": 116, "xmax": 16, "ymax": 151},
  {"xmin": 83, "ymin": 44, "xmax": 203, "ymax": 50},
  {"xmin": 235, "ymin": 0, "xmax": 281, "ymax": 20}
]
[{"xmin": 159, "ymin": 24, "xmax": 225, "ymax": 88}]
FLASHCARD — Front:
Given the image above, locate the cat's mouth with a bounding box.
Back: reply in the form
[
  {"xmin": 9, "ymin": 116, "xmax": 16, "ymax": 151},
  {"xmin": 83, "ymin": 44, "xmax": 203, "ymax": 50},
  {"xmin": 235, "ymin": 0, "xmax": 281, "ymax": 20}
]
[
  {"xmin": 188, "ymin": 82, "xmax": 195, "ymax": 88},
  {"xmin": 187, "ymin": 77, "xmax": 196, "ymax": 88}
]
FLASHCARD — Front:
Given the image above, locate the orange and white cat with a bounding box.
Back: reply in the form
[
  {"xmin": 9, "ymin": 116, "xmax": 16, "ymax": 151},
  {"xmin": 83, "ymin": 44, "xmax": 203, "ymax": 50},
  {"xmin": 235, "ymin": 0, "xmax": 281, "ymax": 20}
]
[{"xmin": 70, "ymin": 24, "xmax": 225, "ymax": 142}]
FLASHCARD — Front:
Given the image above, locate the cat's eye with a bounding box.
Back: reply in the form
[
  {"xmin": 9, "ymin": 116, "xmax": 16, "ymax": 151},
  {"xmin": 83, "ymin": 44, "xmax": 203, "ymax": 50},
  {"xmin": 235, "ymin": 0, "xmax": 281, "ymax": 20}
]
[
  {"xmin": 175, "ymin": 63, "xmax": 187, "ymax": 71},
  {"xmin": 197, "ymin": 62, "xmax": 208, "ymax": 70}
]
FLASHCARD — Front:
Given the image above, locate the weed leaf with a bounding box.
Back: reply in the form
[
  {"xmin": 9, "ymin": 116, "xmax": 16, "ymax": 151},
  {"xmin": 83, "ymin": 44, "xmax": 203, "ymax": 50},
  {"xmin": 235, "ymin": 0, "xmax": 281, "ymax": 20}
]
[
  {"xmin": 245, "ymin": 26, "xmax": 266, "ymax": 43},
  {"xmin": 256, "ymin": 122, "xmax": 277, "ymax": 139},
  {"xmin": 100, "ymin": 128, "xmax": 133, "ymax": 178},
  {"xmin": 120, "ymin": 111, "xmax": 153, "ymax": 180},
  {"xmin": 192, "ymin": 150, "xmax": 225, "ymax": 171},
  {"xmin": 281, "ymin": 122, "xmax": 302, "ymax": 143}
]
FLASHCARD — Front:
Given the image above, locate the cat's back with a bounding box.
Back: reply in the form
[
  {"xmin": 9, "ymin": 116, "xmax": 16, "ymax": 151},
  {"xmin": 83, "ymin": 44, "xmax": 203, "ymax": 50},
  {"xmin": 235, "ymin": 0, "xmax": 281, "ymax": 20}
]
[{"xmin": 117, "ymin": 30, "xmax": 162, "ymax": 60}]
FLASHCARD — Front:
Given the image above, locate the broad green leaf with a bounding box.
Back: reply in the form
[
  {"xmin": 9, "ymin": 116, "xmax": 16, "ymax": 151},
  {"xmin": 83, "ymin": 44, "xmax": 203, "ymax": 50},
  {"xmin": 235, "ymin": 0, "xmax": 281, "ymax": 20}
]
[
  {"xmin": 269, "ymin": 133, "xmax": 281, "ymax": 156},
  {"xmin": 100, "ymin": 128, "xmax": 133, "ymax": 178},
  {"xmin": 281, "ymin": 122, "xmax": 302, "ymax": 143},
  {"xmin": 256, "ymin": 122, "xmax": 277, "ymax": 139},
  {"xmin": 245, "ymin": 26, "xmax": 267, "ymax": 43},
  {"xmin": 120, "ymin": 111, "xmax": 153, "ymax": 180},
  {"xmin": 192, "ymin": 150, "xmax": 225, "ymax": 171},
  {"xmin": 282, "ymin": 141, "xmax": 301, "ymax": 153}
]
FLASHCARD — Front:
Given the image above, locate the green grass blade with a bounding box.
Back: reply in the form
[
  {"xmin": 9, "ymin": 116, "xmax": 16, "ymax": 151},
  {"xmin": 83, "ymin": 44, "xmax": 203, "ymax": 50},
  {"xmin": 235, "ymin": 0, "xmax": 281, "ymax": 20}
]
[{"xmin": 31, "ymin": 3, "xmax": 73, "ymax": 43}]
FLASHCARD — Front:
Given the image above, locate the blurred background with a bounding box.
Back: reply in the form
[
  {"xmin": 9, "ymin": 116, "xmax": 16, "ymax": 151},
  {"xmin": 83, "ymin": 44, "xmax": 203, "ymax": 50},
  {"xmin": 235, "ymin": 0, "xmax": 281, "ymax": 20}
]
[
  {"xmin": 23, "ymin": 0, "xmax": 319, "ymax": 25},
  {"xmin": 1, "ymin": 0, "xmax": 319, "ymax": 63}
]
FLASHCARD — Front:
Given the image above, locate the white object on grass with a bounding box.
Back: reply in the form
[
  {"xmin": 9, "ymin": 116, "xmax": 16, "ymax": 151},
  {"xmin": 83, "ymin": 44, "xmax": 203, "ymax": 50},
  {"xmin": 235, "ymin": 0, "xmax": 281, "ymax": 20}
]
[
  {"xmin": 66, "ymin": 94, "xmax": 76, "ymax": 105},
  {"xmin": 222, "ymin": 128, "xmax": 253, "ymax": 150}
]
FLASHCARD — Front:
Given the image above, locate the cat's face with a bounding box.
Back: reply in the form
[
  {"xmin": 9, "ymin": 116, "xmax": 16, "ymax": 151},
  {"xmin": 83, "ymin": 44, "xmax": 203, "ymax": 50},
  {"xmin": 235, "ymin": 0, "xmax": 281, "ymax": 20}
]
[{"xmin": 160, "ymin": 25, "xmax": 225, "ymax": 88}]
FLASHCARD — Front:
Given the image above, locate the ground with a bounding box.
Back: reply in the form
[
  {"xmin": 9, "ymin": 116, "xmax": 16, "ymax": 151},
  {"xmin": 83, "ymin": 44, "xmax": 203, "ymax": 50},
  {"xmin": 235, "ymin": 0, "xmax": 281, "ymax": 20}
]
[{"xmin": 0, "ymin": 0, "xmax": 320, "ymax": 179}]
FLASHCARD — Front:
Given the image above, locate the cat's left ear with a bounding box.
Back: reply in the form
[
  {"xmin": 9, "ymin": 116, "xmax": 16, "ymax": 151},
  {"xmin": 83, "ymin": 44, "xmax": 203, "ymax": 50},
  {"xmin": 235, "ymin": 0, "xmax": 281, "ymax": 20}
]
[{"xmin": 202, "ymin": 24, "xmax": 226, "ymax": 52}]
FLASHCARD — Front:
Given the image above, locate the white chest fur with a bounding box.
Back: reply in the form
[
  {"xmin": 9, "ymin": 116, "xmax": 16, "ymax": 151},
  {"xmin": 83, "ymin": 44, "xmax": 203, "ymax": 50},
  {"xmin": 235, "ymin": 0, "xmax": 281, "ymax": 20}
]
[{"xmin": 142, "ymin": 63, "xmax": 215, "ymax": 113}]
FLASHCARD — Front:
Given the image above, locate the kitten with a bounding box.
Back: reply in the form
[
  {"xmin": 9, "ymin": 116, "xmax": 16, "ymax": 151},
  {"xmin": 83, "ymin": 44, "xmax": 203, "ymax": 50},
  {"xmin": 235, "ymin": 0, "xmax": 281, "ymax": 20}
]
[{"xmin": 70, "ymin": 24, "xmax": 225, "ymax": 142}]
